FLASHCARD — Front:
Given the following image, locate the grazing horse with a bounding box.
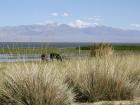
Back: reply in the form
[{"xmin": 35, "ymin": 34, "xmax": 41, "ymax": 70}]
[
  {"xmin": 41, "ymin": 54, "xmax": 47, "ymax": 61},
  {"xmin": 50, "ymin": 53, "xmax": 62, "ymax": 61},
  {"xmin": 41, "ymin": 53, "xmax": 62, "ymax": 61}
]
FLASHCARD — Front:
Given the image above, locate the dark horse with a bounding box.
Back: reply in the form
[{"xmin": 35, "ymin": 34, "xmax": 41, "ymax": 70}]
[
  {"xmin": 41, "ymin": 54, "xmax": 47, "ymax": 61},
  {"xmin": 41, "ymin": 53, "xmax": 62, "ymax": 61},
  {"xmin": 50, "ymin": 53, "xmax": 62, "ymax": 61}
]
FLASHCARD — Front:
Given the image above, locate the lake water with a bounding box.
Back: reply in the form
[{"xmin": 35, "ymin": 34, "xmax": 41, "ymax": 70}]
[
  {"xmin": 0, "ymin": 42, "xmax": 93, "ymax": 48},
  {"xmin": 1, "ymin": 42, "xmax": 140, "ymax": 48},
  {"xmin": 0, "ymin": 42, "xmax": 94, "ymax": 62},
  {"xmin": 0, "ymin": 54, "xmax": 40, "ymax": 62}
]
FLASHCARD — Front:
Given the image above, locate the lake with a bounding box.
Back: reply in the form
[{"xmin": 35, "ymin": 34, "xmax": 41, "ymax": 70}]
[
  {"xmin": 0, "ymin": 54, "xmax": 40, "ymax": 62},
  {"xmin": 0, "ymin": 42, "xmax": 93, "ymax": 48},
  {"xmin": 1, "ymin": 42, "xmax": 140, "ymax": 48}
]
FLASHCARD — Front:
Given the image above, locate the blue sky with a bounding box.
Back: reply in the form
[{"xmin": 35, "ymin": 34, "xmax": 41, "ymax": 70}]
[{"xmin": 0, "ymin": 0, "xmax": 140, "ymax": 29}]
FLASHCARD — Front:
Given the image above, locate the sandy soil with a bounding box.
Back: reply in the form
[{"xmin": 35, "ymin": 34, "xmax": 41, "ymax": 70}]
[{"xmin": 73, "ymin": 97, "xmax": 140, "ymax": 105}]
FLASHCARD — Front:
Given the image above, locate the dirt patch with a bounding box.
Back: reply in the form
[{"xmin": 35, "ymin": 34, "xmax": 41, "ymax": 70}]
[{"xmin": 73, "ymin": 97, "xmax": 140, "ymax": 105}]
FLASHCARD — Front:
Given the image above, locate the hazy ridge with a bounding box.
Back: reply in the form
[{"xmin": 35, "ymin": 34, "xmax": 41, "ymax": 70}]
[{"xmin": 0, "ymin": 24, "xmax": 140, "ymax": 42}]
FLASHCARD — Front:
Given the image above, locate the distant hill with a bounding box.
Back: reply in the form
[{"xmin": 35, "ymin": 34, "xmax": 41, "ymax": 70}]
[{"xmin": 0, "ymin": 24, "xmax": 140, "ymax": 42}]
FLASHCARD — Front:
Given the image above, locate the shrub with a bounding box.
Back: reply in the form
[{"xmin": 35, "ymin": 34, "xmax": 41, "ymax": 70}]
[
  {"xmin": 64, "ymin": 56, "xmax": 140, "ymax": 102},
  {"xmin": 0, "ymin": 63, "xmax": 74, "ymax": 105},
  {"xmin": 90, "ymin": 43, "xmax": 113, "ymax": 57}
]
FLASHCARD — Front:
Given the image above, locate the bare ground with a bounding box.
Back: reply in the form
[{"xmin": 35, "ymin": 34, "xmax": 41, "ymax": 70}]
[{"xmin": 73, "ymin": 97, "xmax": 140, "ymax": 105}]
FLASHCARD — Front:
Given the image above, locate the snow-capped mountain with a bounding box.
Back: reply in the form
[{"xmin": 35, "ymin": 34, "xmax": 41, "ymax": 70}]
[{"xmin": 0, "ymin": 24, "xmax": 140, "ymax": 42}]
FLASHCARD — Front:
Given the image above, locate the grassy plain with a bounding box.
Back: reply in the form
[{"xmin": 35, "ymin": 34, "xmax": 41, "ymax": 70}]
[
  {"xmin": 0, "ymin": 54, "xmax": 139, "ymax": 105},
  {"xmin": 0, "ymin": 45, "xmax": 139, "ymax": 105}
]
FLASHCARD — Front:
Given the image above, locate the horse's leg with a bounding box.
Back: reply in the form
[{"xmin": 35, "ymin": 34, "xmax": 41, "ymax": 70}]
[{"xmin": 56, "ymin": 55, "xmax": 62, "ymax": 61}]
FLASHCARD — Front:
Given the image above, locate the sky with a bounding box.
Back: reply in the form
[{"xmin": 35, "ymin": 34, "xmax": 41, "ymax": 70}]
[{"xmin": 0, "ymin": 0, "xmax": 140, "ymax": 30}]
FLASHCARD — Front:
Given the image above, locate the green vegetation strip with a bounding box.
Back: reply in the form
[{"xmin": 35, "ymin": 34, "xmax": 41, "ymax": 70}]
[
  {"xmin": 113, "ymin": 45, "xmax": 140, "ymax": 51},
  {"xmin": 78, "ymin": 45, "xmax": 140, "ymax": 51},
  {"xmin": 0, "ymin": 48, "xmax": 78, "ymax": 54},
  {"xmin": 0, "ymin": 45, "xmax": 140, "ymax": 55}
]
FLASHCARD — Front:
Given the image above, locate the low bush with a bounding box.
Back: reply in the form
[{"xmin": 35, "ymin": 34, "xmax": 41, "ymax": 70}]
[
  {"xmin": 0, "ymin": 63, "xmax": 74, "ymax": 105},
  {"xmin": 64, "ymin": 56, "xmax": 140, "ymax": 102},
  {"xmin": 90, "ymin": 43, "xmax": 113, "ymax": 57}
]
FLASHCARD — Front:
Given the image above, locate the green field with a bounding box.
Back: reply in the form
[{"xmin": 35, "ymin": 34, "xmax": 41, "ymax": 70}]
[
  {"xmin": 79, "ymin": 45, "xmax": 140, "ymax": 51},
  {"xmin": 0, "ymin": 47, "xmax": 77, "ymax": 54},
  {"xmin": 0, "ymin": 44, "xmax": 140, "ymax": 55}
]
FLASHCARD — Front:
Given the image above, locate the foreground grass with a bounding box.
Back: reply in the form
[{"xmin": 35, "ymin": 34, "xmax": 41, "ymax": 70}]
[
  {"xmin": 0, "ymin": 62, "xmax": 74, "ymax": 105},
  {"xmin": 0, "ymin": 54, "xmax": 139, "ymax": 105},
  {"xmin": 63, "ymin": 55, "xmax": 140, "ymax": 102}
]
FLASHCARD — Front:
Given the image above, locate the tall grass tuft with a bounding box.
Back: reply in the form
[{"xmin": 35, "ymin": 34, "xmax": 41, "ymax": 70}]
[
  {"xmin": 64, "ymin": 56, "xmax": 140, "ymax": 102},
  {"xmin": 0, "ymin": 63, "xmax": 74, "ymax": 105},
  {"xmin": 90, "ymin": 43, "xmax": 113, "ymax": 57}
]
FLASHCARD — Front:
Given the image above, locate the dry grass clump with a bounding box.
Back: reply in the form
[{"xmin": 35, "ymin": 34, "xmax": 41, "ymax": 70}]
[
  {"xmin": 90, "ymin": 43, "xmax": 113, "ymax": 57},
  {"xmin": 64, "ymin": 55, "xmax": 140, "ymax": 102},
  {"xmin": 0, "ymin": 54, "xmax": 139, "ymax": 104},
  {"xmin": 0, "ymin": 63, "xmax": 74, "ymax": 105}
]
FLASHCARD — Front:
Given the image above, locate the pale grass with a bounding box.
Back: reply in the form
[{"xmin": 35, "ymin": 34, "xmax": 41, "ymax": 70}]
[
  {"xmin": 90, "ymin": 43, "xmax": 113, "ymax": 57},
  {"xmin": 62, "ymin": 55, "xmax": 140, "ymax": 102},
  {"xmin": 0, "ymin": 54, "xmax": 139, "ymax": 104},
  {"xmin": 0, "ymin": 62, "xmax": 74, "ymax": 105}
]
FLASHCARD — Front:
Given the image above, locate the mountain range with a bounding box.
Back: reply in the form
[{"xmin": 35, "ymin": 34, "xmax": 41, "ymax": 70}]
[{"xmin": 0, "ymin": 24, "xmax": 140, "ymax": 42}]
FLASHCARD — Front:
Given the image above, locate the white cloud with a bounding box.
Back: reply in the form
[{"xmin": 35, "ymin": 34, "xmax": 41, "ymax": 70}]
[
  {"xmin": 129, "ymin": 24, "xmax": 140, "ymax": 30},
  {"xmin": 68, "ymin": 19, "xmax": 99, "ymax": 28},
  {"xmin": 35, "ymin": 20, "xmax": 60, "ymax": 26},
  {"xmin": 130, "ymin": 24, "xmax": 140, "ymax": 27},
  {"xmin": 88, "ymin": 16, "xmax": 101, "ymax": 22},
  {"xmin": 62, "ymin": 12, "xmax": 70, "ymax": 17},
  {"xmin": 51, "ymin": 12, "xmax": 58, "ymax": 16},
  {"xmin": 51, "ymin": 12, "xmax": 70, "ymax": 17},
  {"xmin": 88, "ymin": 17, "xmax": 100, "ymax": 22},
  {"xmin": 69, "ymin": 20, "xmax": 90, "ymax": 28}
]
